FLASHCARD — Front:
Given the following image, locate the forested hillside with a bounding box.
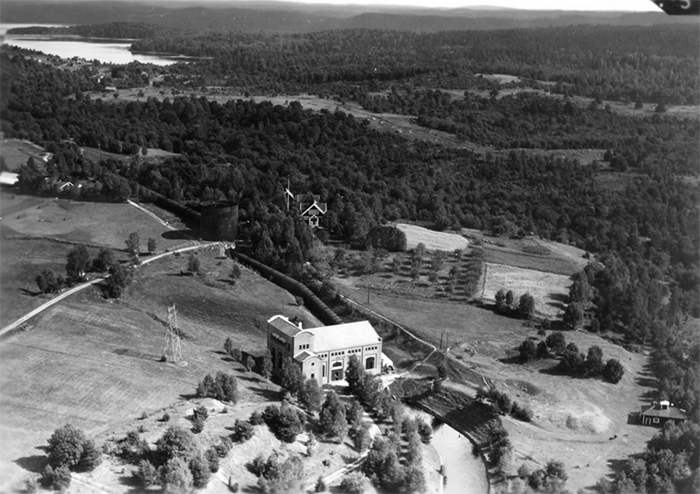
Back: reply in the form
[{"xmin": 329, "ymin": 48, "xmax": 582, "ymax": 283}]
[{"xmin": 132, "ymin": 25, "xmax": 699, "ymax": 105}]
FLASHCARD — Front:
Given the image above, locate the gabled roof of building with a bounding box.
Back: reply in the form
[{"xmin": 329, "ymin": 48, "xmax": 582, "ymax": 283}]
[
  {"xmin": 302, "ymin": 320, "xmax": 381, "ymax": 353},
  {"xmin": 294, "ymin": 350, "xmax": 316, "ymax": 362},
  {"xmin": 267, "ymin": 315, "xmax": 302, "ymax": 338},
  {"xmin": 300, "ymin": 200, "xmax": 327, "ymax": 216},
  {"xmin": 640, "ymin": 402, "xmax": 688, "ymax": 420}
]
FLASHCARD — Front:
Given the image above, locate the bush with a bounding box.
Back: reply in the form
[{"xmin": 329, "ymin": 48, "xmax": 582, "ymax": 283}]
[
  {"xmin": 416, "ymin": 417, "xmax": 432, "ymax": 444},
  {"xmin": 511, "ymin": 402, "xmax": 533, "ymax": 422},
  {"xmin": 41, "ymin": 464, "xmax": 71, "ymax": 491},
  {"xmin": 47, "ymin": 424, "xmax": 101, "ymax": 472},
  {"xmin": 193, "ymin": 405, "xmax": 209, "ymax": 422},
  {"xmin": 315, "ymin": 475, "xmax": 326, "ymax": 492},
  {"xmin": 233, "ymin": 419, "xmax": 254, "ymax": 442},
  {"xmin": 133, "ymin": 460, "xmax": 158, "ymax": 489},
  {"xmin": 249, "ymin": 411, "xmax": 264, "ymax": 425},
  {"xmin": 156, "ymin": 426, "xmax": 198, "ymax": 464},
  {"xmin": 196, "ymin": 372, "xmax": 239, "ymax": 403},
  {"xmin": 36, "ymin": 268, "xmax": 62, "ymax": 294},
  {"xmin": 161, "ymin": 412, "xmax": 171, "ymax": 422},
  {"xmin": 262, "ymin": 404, "xmax": 304, "ymax": 443},
  {"xmin": 339, "ymin": 471, "xmax": 369, "ymax": 493},
  {"xmin": 604, "ymin": 358, "xmax": 625, "ymax": 384},
  {"xmin": 187, "ymin": 254, "xmax": 201, "ymax": 274},
  {"xmin": 215, "ymin": 437, "xmax": 233, "ymax": 458},
  {"xmin": 189, "ymin": 453, "xmax": 212, "ymax": 488},
  {"xmin": 191, "ymin": 417, "xmax": 205, "ymax": 434},
  {"xmin": 160, "ymin": 456, "xmax": 193, "ymax": 494},
  {"xmin": 518, "ymin": 339, "xmax": 537, "ymax": 362}
]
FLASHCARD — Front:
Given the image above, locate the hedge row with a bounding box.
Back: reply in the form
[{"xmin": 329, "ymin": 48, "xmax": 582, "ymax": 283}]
[{"xmin": 231, "ymin": 252, "xmax": 343, "ymax": 327}]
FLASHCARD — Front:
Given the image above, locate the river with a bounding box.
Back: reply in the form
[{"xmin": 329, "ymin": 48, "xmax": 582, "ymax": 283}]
[
  {"xmin": 0, "ymin": 24, "xmax": 188, "ymax": 66},
  {"xmin": 407, "ymin": 407, "xmax": 489, "ymax": 494}
]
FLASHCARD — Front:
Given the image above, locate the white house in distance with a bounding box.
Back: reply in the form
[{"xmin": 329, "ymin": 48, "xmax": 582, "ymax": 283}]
[{"xmin": 267, "ymin": 315, "xmax": 384, "ymax": 385}]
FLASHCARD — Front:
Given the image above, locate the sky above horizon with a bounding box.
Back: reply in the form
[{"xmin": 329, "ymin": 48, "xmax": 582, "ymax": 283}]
[
  {"xmin": 278, "ymin": 0, "xmax": 656, "ymax": 9},
  {"xmin": 136, "ymin": 0, "xmax": 660, "ymax": 12}
]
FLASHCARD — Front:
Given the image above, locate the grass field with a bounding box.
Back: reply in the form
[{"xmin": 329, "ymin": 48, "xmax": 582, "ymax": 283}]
[
  {"xmin": 396, "ymin": 223, "xmax": 469, "ymax": 251},
  {"xmin": 0, "ymin": 248, "xmax": 325, "ymax": 492},
  {"xmin": 463, "ymin": 229, "xmax": 588, "ymax": 276},
  {"xmin": 0, "ymin": 237, "xmax": 113, "ymax": 326},
  {"xmin": 1, "ymin": 192, "xmax": 189, "ymax": 251},
  {"xmin": 0, "ymin": 139, "xmax": 50, "ymax": 170},
  {"xmin": 481, "ymin": 262, "xmax": 573, "ymax": 319}
]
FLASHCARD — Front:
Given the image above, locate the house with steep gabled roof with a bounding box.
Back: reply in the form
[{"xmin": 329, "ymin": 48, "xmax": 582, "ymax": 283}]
[
  {"xmin": 640, "ymin": 400, "xmax": 688, "ymax": 427},
  {"xmin": 296, "ymin": 193, "xmax": 327, "ymax": 228},
  {"xmin": 267, "ymin": 315, "xmax": 385, "ymax": 385}
]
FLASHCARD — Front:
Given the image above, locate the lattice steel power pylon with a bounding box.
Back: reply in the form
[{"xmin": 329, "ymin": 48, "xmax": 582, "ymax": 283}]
[{"xmin": 163, "ymin": 305, "xmax": 185, "ymax": 366}]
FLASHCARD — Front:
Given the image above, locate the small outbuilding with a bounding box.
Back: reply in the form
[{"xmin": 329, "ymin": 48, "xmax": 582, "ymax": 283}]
[
  {"xmin": 640, "ymin": 400, "xmax": 688, "ymax": 427},
  {"xmin": 0, "ymin": 171, "xmax": 19, "ymax": 186}
]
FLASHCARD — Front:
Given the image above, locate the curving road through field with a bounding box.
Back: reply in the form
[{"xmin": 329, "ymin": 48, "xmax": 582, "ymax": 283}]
[{"xmin": 0, "ymin": 243, "xmax": 215, "ymax": 339}]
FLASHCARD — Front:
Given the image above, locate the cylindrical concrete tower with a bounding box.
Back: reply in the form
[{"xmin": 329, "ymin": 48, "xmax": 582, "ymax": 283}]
[{"xmin": 200, "ymin": 201, "xmax": 238, "ymax": 241}]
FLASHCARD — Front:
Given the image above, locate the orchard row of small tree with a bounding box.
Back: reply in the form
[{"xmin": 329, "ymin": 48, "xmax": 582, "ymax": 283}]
[
  {"xmin": 495, "ymin": 288, "xmax": 536, "ymax": 319},
  {"xmin": 518, "ymin": 332, "xmax": 625, "ymax": 383},
  {"xmin": 475, "ymin": 386, "xmax": 533, "ymax": 422}
]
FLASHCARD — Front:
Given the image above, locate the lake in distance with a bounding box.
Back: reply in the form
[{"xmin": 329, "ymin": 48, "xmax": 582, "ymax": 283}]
[{"xmin": 1, "ymin": 24, "xmax": 185, "ymax": 65}]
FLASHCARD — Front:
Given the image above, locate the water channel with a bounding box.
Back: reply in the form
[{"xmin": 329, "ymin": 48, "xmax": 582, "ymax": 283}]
[
  {"xmin": 1, "ymin": 24, "xmax": 186, "ymax": 65},
  {"xmin": 407, "ymin": 406, "xmax": 489, "ymax": 494}
]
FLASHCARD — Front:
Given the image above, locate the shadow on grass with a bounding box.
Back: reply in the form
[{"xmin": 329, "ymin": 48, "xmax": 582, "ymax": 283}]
[
  {"xmin": 179, "ymin": 393, "xmax": 198, "ymax": 400},
  {"xmin": 162, "ymin": 229, "xmax": 198, "ymax": 241},
  {"xmin": 237, "ymin": 375, "xmax": 261, "ymax": 383},
  {"xmin": 606, "ymin": 458, "xmax": 628, "ymax": 476},
  {"xmin": 248, "ymin": 386, "xmax": 280, "ymax": 401},
  {"xmin": 15, "ymin": 454, "xmax": 48, "ymax": 474},
  {"xmin": 498, "ymin": 354, "xmax": 523, "ymax": 365},
  {"xmin": 627, "ymin": 412, "xmax": 641, "ymax": 425},
  {"xmin": 20, "ymin": 288, "xmax": 41, "ymax": 297}
]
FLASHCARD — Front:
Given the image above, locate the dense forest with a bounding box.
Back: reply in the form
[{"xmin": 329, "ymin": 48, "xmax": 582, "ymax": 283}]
[
  {"xmin": 130, "ymin": 25, "xmax": 700, "ymax": 105},
  {"xmin": 1, "ymin": 18, "xmax": 699, "ymax": 488}
]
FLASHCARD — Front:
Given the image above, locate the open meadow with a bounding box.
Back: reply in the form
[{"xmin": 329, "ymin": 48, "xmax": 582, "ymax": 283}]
[
  {"xmin": 0, "ymin": 139, "xmax": 51, "ymax": 170},
  {"xmin": 0, "ymin": 248, "xmax": 328, "ymax": 492},
  {"xmin": 481, "ymin": 263, "xmax": 573, "ymax": 319},
  {"xmin": 395, "ymin": 223, "xmax": 469, "ymax": 251}
]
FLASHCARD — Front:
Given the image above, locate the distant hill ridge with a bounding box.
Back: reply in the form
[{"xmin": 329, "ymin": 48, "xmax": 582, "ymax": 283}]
[{"xmin": 1, "ymin": 0, "xmax": 691, "ymax": 32}]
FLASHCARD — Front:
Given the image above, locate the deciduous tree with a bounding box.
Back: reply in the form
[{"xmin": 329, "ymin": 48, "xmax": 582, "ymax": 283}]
[
  {"xmin": 319, "ymin": 391, "xmax": 347, "ymax": 442},
  {"xmin": 66, "ymin": 245, "xmax": 91, "ymax": 282},
  {"xmin": 125, "ymin": 232, "xmax": 140, "ymax": 257}
]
